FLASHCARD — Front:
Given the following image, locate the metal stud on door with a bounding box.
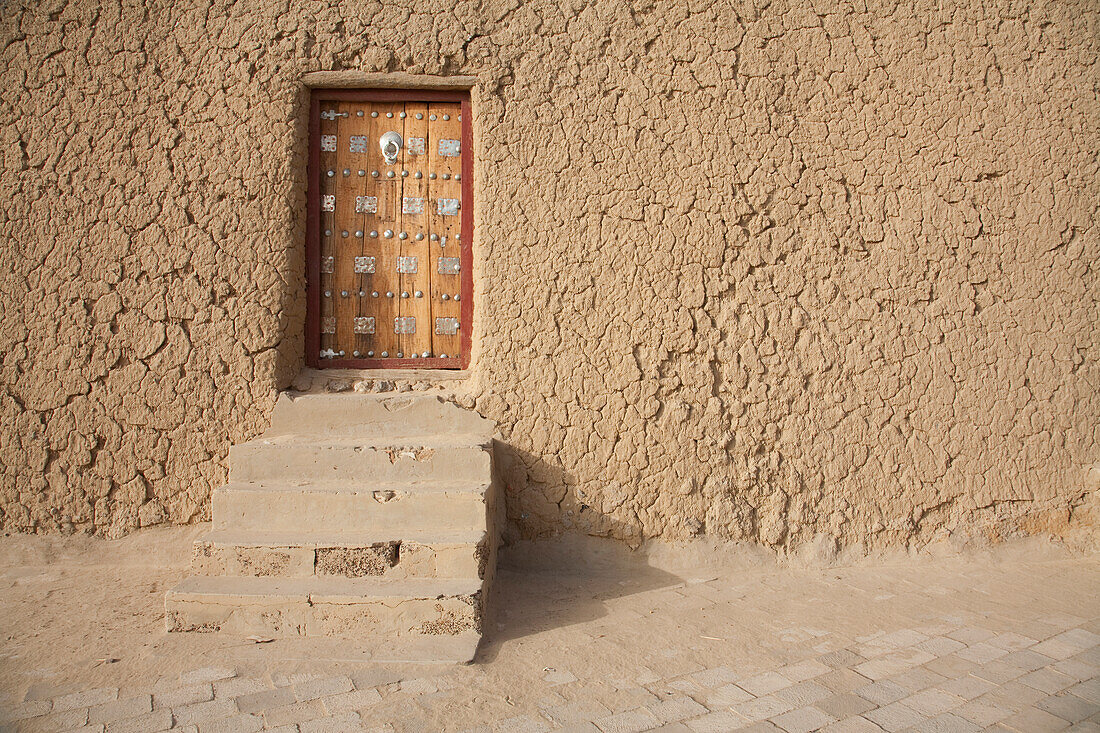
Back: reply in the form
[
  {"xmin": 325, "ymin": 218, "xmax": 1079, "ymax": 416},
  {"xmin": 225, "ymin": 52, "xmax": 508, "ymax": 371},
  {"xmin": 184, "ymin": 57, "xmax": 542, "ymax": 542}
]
[{"xmin": 308, "ymin": 90, "xmax": 472, "ymax": 368}]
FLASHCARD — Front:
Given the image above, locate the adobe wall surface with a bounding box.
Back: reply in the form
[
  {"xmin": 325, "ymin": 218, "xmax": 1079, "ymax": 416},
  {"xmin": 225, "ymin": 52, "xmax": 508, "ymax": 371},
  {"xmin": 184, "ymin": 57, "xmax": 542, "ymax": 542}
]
[{"xmin": 1, "ymin": 0, "xmax": 1097, "ymax": 551}]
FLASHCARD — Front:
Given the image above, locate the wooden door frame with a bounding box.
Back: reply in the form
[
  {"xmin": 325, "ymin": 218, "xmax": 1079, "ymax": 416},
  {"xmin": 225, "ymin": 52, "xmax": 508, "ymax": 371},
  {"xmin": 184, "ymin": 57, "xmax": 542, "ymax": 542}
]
[{"xmin": 305, "ymin": 88, "xmax": 474, "ymax": 370}]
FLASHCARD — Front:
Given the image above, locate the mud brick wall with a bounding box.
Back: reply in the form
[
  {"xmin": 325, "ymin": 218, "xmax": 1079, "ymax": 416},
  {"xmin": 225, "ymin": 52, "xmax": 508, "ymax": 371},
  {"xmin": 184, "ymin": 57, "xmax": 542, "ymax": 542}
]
[{"xmin": 2, "ymin": 0, "xmax": 1096, "ymax": 550}]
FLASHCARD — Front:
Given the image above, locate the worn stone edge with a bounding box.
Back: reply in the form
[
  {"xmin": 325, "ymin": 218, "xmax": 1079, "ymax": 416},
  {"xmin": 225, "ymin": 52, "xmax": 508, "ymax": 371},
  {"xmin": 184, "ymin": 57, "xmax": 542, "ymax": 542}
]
[{"xmin": 303, "ymin": 71, "xmax": 479, "ymax": 89}]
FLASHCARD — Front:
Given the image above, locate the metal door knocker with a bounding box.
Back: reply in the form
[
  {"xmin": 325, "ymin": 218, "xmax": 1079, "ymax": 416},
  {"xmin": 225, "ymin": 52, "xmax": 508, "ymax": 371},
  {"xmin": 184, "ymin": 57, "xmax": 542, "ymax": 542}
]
[{"xmin": 380, "ymin": 131, "xmax": 402, "ymax": 165}]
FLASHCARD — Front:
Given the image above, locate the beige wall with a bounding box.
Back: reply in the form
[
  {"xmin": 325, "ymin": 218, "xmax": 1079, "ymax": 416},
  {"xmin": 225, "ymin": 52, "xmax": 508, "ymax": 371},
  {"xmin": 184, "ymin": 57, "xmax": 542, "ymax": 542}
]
[{"xmin": 1, "ymin": 0, "xmax": 1097, "ymax": 550}]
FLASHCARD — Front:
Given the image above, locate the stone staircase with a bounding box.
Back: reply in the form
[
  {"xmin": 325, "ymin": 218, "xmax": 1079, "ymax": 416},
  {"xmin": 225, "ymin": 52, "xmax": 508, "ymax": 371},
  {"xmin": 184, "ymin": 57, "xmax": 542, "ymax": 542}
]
[{"xmin": 165, "ymin": 392, "xmax": 499, "ymax": 663}]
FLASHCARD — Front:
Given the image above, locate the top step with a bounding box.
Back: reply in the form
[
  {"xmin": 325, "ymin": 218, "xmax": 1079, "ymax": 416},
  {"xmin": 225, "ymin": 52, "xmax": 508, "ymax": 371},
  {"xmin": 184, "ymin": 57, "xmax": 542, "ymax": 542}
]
[{"xmin": 267, "ymin": 393, "xmax": 495, "ymax": 438}]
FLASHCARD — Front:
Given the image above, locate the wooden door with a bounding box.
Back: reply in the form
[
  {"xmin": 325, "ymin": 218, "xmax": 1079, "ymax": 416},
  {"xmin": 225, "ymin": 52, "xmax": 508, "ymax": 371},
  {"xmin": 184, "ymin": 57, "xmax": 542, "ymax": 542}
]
[{"xmin": 307, "ymin": 90, "xmax": 472, "ymax": 369}]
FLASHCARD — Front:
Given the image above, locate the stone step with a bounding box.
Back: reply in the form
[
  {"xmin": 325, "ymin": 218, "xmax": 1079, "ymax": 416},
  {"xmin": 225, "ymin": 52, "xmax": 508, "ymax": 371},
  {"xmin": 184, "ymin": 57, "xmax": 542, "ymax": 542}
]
[
  {"xmin": 219, "ymin": 630, "xmax": 483, "ymax": 665},
  {"xmin": 268, "ymin": 393, "xmax": 495, "ymax": 438},
  {"xmin": 165, "ymin": 575, "xmax": 484, "ymax": 640},
  {"xmin": 166, "ymin": 388, "xmax": 498, "ymax": 654},
  {"xmin": 212, "ymin": 480, "xmax": 488, "ymax": 534},
  {"xmin": 229, "ymin": 434, "xmax": 491, "ymax": 485},
  {"xmin": 191, "ymin": 529, "xmax": 489, "ymax": 580}
]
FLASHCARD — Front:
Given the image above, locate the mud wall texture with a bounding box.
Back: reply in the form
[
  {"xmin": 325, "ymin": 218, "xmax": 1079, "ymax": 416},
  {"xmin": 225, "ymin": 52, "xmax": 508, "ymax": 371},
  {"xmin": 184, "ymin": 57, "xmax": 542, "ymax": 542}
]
[{"xmin": 2, "ymin": 0, "xmax": 1097, "ymax": 551}]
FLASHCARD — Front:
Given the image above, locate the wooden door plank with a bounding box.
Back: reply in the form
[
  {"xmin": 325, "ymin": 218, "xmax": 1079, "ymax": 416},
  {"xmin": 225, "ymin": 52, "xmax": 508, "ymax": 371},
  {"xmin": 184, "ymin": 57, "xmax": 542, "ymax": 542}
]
[
  {"xmin": 427, "ymin": 102, "xmax": 463, "ymax": 360},
  {"xmin": 332, "ymin": 101, "xmax": 360, "ymax": 358},
  {"xmin": 399, "ymin": 103, "xmax": 431, "ymax": 359},
  {"xmin": 459, "ymin": 98, "xmax": 474, "ymax": 368},
  {"xmin": 371, "ymin": 102, "xmax": 403, "ymax": 359},
  {"xmin": 318, "ymin": 104, "xmax": 340, "ymax": 359},
  {"xmin": 353, "ymin": 102, "xmax": 384, "ymax": 358}
]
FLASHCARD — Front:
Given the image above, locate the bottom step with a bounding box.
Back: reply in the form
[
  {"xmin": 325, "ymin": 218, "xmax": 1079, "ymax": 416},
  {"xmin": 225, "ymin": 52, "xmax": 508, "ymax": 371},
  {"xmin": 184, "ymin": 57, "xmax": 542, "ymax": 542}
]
[
  {"xmin": 217, "ymin": 630, "xmax": 484, "ymax": 664},
  {"xmin": 166, "ymin": 575, "xmax": 483, "ymax": 640}
]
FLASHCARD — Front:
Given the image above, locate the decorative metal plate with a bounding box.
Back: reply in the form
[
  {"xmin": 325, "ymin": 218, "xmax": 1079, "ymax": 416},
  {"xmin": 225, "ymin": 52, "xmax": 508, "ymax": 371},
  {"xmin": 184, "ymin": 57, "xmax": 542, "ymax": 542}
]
[
  {"xmin": 394, "ymin": 317, "xmax": 416, "ymax": 335},
  {"xmin": 407, "ymin": 137, "xmax": 425, "ymax": 155},
  {"xmin": 321, "ymin": 256, "xmax": 335, "ymax": 274},
  {"xmin": 320, "ymin": 135, "xmax": 337, "ymax": 152},
  {"xmin": 356, "ymin": 196, "xmax": 377, "ymax": 214},
  {"xmin": 402, "ymin": 197, "xmax": 425, "ymax": 215},
  {"xmin": 435, "ymin": 317, "xmax": 460, "ymax": 335},
  {"xmin": 321, "ymin": 195, "xmax": 335, "ymax": 212},
  {"xmin": 439, "ymin": 139, "xmax": 461, "ymax": 157},
  {"xmin": 354, "ymin": 256, "xmax": 376, "ymax": 273},
  {"xmin": 349, "ymin": 135, "xmax": 369, "ymax": 153},
  {"xmin": 438, "ymin": 257, "xmax": 460, "ymax": 275},
  {"xmin": 321, "ymin": 109, "xmax": 347, "ymax": 120},
  {"xmin": 354, "ymin": 316, "xmax": 376, "ymax": 335},
  {"xmin": 437, "ymin": 198, "xmax": 459, "ymax": 216},
  {"xmin": 396, "ymin": 256, "xmax": 418, "ymax": 274},
  {"xmin": 321, "ymin": 316, "xmax": 336, "ymax": 334}
]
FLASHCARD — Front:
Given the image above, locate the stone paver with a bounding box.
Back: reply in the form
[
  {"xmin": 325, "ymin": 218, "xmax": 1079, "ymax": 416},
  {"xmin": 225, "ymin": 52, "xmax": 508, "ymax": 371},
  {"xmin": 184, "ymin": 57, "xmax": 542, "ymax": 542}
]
[
  {"xmin": 180, "ymin": 667, "xmax": 237, "ymax": 685},
  {"xmin": 51, "ymin": 687, "xmax": 116, "ymax": 713},
  {"xmin": 739, "ymin": 671, "xmax": 794, "ymax": 696},
  {"xmin": 814, "ymin": 692, "xmax": 875, "ymax": 718},
  {"xmin": 594, "ymin": 706, "xmax": 662, "ymax": 732},
  {"xmin": 86, "ymin": 694, "xmax": 151, "ymax": 725},
  {"xmin": 821, "ymin": 717, "xmax": 883, "ymax": 733},
  {"xmin": 862, "ymin": 701, "xmax": 925, "ymax": 731},
  {"xmin": 770, "ymin": 705, "xmax": 836, "ymax": 732},
  {"xmin": 17, "ymin": 707, "xmax": 89, "ymax": 732},
  {"xmin": 1, "ymin": 536, "xmax": 1097, "ymax": 733},
  {"xmin": 1037, "ymin": 691, "xmax": 1099, "ymax": 723},
  {"xmin": 234, "ymin": 685, "xmax": 296, "ymax": 714},
  {"xmin": 648, "ymin": 695, "xmax": 709, "ymax": 723},
  {"xmin": 99, "ymin": 708, "xmax": 173, "ymax": 733},
  {"xmin": 293, "ymin": 675, "xmax": 354, "ymax": 702},
  {"xmin": 200, "ymin": 713, "xmax": 264, "ymax": 733},
  {"xmin": 151, "ymin": 682, "xmax": 213, "ymax": 709},
  {"xmin": 170, "ymin": 697, "xmax": 237, "ymax": 726},
  {"xmin": 685, "ymin": 710, "xmax": 749, "ymax": 732},
  {"xmin": 0, "ymin": 699, "xmax": 51, "ymax": 724},
  {"xmin": 1000, "ymin": 705, "xmax": 1079, "ymax": 731},
  {"xmin": 320, "ymin": 687, "xmax": 383, "ymax": 713}
]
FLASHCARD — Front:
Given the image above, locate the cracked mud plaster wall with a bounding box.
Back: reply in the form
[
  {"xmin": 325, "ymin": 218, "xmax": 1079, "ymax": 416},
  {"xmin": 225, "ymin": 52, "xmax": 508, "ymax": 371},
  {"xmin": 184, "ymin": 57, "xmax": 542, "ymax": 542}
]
[{"xmin": 1, "ymin": 0, "xmax": 1097, "ymax": 552}]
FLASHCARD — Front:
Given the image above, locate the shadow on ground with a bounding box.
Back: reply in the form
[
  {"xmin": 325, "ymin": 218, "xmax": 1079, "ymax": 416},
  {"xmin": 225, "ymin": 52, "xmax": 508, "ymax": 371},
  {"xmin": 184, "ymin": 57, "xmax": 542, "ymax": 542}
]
[{"xmin": 475, "ymin": 534, "xmax": 686, "ymax": 663}]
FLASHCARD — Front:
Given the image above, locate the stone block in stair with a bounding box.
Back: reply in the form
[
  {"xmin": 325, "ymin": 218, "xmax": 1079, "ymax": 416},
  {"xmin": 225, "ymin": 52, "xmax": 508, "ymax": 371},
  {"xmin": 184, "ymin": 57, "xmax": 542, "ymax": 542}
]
[
  {"xmin": 191, "ymin": 531, "xmax": 490, "ymax": 580},
  {"xmin": 165, "ymin": 576, "xmax": 483, "ymax": 638},
  {"xmin": 211, "ymin": 480, "xmax": 489, "ymax": 534},
  {"xmin": 229, "ymin": 435, "xmax": 491, "ymax": 485},
  {"xmin": 267, "ymin": 393, "xmax": 495, "ymax": 438}
]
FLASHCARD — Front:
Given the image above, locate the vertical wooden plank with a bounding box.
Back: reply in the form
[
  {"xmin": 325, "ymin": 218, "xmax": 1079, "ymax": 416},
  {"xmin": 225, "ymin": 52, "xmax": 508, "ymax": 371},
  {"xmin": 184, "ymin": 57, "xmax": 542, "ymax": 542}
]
[
  {"xmin": 427, "ymin": 102, "xmax": 464, "ymax": 361},
  {"xmin": 352, "ymin": 103, "xmax": 383, "ymax": 359},
  {"xmin": 371, "ymin": 102, "xmax": 403, "ymax": 359},
  {"xmin": 400, "ymin": 103, "xmax": 431, "ymax": 359},
  {"xmin": 318, "ymin": 102, "xmax": 340, "ymax": 360},
  {"xmin": 459, "ymin": 97, "xmax": 474, "ymax": 368},
  {"xmin": 332, "ymin": 102, "xmax": 360, "ymax": 358},
  {"xmin": 306, "ymin": 94, "xmax": 321, "ymax": 366}
]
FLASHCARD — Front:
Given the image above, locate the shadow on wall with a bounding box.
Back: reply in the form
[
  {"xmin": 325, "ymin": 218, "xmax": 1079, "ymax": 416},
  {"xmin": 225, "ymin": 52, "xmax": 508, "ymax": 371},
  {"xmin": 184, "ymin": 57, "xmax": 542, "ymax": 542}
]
[
  {"xmin": 479, "ymin": 444, "xmax": 684, "ymax": 663},
  {"xmin": 492, "ymin": 442, "xmax": 650, "ymax": 548}
]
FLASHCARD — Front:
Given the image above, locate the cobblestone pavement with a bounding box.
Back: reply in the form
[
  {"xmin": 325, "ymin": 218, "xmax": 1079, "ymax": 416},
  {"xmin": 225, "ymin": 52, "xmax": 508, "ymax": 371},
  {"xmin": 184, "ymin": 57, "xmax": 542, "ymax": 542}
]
[{"xmin": 1, "ymin": 531, "xmax": 1097, "ymax": 732}]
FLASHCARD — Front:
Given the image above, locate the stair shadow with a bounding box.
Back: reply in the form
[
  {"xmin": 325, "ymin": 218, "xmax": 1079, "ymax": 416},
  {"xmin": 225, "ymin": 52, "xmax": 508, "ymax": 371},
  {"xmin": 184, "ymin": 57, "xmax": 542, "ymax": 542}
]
[
  {"xmin": 476, "ymin": 444, "xmax": 685, "ymax": 663},
  {"xmin": 475, "ymin": 537, "xmax": 685, "ymax": 664}
]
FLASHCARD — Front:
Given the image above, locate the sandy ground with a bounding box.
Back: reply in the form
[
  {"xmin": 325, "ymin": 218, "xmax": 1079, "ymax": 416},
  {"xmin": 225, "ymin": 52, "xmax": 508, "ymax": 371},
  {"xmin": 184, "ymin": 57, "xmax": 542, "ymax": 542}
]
[
  {"xmin": 0, "ymin": 526, "xmax": 1097, "ymax": 731},
  {"xmin": 0, "ymin": 525, "xmax": 681, "ymax": 702},
  {"xmin": 0, "ymin": 524, "xmax": 217, "ymax": 700}
]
